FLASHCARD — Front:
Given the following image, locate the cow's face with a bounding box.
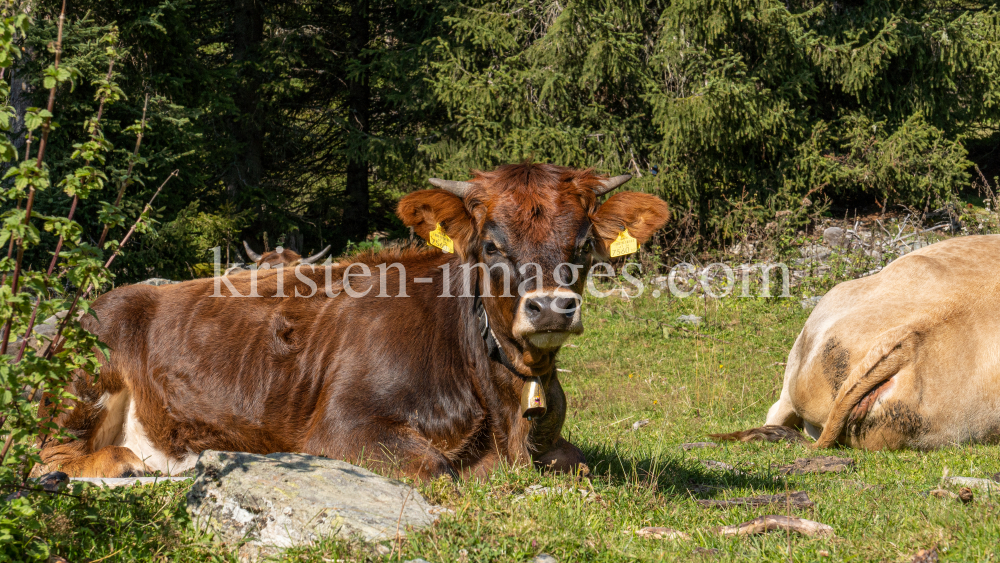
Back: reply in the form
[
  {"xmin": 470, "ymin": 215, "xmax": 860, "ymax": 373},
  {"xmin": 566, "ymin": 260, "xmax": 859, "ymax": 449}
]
[
  {"xmin": 398, "ymin": 163, "xmax": 669, "ymax": 374},
  {"xmin": 258, "ymin": 247, "xmax": 303, "ymax": 268}
]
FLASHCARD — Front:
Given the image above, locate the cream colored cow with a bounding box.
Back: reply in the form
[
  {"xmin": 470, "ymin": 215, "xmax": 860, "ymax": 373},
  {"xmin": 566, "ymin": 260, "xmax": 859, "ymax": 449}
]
[{"xmin": 765, "ymin": 235, "xmax": 1000, "ymax": 449}]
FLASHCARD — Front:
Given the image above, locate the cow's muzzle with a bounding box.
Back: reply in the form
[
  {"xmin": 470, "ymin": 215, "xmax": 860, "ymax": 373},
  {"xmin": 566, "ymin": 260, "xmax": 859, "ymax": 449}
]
[{"xmin": 514, "ymin": 289, "xmax": 583, "ymax": 349}]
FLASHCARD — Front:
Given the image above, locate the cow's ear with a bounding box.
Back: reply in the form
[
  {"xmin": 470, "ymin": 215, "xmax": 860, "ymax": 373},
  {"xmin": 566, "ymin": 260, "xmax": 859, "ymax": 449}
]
[
  {"xmin": 591, "ymin": 192, "xmax": 670, "ymax": 258},
  {"xmin": 397, "ymin": 189, "xmax": 476, "ymax": 258}
]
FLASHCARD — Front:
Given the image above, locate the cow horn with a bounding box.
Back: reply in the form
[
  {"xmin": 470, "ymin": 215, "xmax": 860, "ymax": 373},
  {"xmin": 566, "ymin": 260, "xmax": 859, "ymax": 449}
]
[
  {"xmin": 300, "ymin": 245, "xmax": 331, "ymax": 265},
  {"xmin": 428, "ymin": 178, "xmax": 474, "ymax": 198},
  {"xmin": 243, "ymin": 240, "xmax": 262, "ymax": 262},
  {"xmin": 594, "ymin": 174, "xmax": 632, "ymax": 196}
]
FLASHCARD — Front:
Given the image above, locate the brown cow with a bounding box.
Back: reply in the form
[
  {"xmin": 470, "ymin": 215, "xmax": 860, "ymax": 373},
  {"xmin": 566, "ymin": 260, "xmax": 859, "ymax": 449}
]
[
  {"xmin": 242, "ymin": 241, "xmax": 331, "ymax": 268},
  {"xmin": 36, "ymin": 163, "xmax": 669, "ymax": 480}
]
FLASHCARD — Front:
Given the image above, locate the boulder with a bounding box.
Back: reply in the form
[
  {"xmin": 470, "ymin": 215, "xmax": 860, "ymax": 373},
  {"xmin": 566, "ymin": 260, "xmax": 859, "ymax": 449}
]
[
  {"xmin": 186, "ymin": 451, "xmax": 444, "ymax": 560},
  {"xmin": 822, "ymin": 226, "xmax": 847, "ymax": 248},
  {"xmin": 799, "ymin": 244, "xmax": 831, "ymax": 260}
]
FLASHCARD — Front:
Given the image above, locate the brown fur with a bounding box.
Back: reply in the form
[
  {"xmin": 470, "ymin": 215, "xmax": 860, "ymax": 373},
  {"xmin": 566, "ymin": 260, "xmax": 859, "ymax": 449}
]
[{"xmin": 41, "ymin": 163, "xmax": 670, "ymax": 479}]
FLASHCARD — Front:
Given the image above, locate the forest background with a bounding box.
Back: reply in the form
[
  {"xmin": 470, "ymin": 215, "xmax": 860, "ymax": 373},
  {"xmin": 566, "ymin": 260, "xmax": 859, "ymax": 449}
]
[{"xmin": 3, "ymin": 0, "xmax": 999, "ymax": 282}]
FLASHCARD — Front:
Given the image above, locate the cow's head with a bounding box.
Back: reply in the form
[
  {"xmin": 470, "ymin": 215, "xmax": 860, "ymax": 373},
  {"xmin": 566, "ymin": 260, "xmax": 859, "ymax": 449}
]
[
  {"xmin": 243, "ymin": 241, "xmax": 331, "ymax": 269},
  {"xmin": 398, "ymin": 163, "xmax": 669, "ymax": 376}
]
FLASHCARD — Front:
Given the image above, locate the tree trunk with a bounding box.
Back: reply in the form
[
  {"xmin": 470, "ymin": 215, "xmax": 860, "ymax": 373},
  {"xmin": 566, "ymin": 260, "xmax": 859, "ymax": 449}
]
[
  {"xmin": 3, "ymin": 19, "xmax": 33, "ymax": 182},
  {"xmin": 344, "ymin": 0, "xmax": 370, "ymax": 242},
  {"xmin": 223, "ymin": 0, "xmax": 265, "ymax": 200}
]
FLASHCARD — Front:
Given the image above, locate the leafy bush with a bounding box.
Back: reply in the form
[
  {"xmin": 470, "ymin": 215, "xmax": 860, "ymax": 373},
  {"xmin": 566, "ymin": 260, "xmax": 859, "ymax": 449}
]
[{"xmin": 0, "ymin": 8, "xmax": 177, "ymax": 559}]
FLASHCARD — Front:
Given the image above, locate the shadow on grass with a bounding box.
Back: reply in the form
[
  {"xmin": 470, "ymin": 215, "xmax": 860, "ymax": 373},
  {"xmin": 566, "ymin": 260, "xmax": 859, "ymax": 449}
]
[{"xmin": 578, "ymin": 441, "xmax": 790, "ymax": 498}]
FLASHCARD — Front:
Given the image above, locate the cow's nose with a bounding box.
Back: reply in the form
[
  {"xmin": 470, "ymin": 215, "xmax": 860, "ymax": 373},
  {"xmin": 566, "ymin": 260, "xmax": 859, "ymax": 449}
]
[
  {"xmin": 553, "ymin": 296, "xmax": 579, "ymax": 318},
  {"xmin": 524, "ymin": 295, "xmax": 581, "ymax": 325}
]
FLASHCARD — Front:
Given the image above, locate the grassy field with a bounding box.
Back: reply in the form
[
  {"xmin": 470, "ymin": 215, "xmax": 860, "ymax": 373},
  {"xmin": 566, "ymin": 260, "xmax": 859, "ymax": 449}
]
[{"xmin": 5, "ymin": 289, "xmax": 1000, "ymax": 562}]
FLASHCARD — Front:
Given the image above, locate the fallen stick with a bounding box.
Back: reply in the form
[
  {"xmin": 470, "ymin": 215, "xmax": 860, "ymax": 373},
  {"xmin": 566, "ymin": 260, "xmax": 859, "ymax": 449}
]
[
  {"xmin": 630, "ymin": 514, "xmax": 835, "ymax": 541},
  {"xmin": 715, "ymin": 515, "xmax": 834, "ymax": 538}
]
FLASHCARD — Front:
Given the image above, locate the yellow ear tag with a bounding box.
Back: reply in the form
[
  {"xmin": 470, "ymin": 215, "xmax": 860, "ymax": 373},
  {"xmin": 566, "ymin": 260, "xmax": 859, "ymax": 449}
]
[
  {"xmin": 609, "ymin": 229, "xmax": 638, "ymax": 257},
  {"xmin": 428, "ymin": 223, "xmax": 454, "ymax": 254}
]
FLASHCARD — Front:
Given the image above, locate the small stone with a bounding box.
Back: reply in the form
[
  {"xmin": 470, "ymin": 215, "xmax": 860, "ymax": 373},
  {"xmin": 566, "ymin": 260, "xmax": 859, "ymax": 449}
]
[
  {"xmin": 818, "ymin": 550, "xmax": 830, "ymax": 557},
  {"xmin": 700, "ymin": 460, "xmax": 741, "ymax": 474},
  {"xmin": 532, "ymin": 554, "xmax": 558, "ymax": 563},
  {"xmin": 680, "ymin": 442, "xmax": 718, "ymax": 451},
  {"xmin": 404, "ymin": 559, "xmax": 433, "ymax": 563},
  {"xmin": 375, "ymin": 544, "xmax": 392, "ymax": 555},
  {"xmin": 823, "ymin": 227, "xmax": 847, "ymax": 247},
  {"xmin": 633, "ymin": 527, "xmax": 692, "ymax": 540},
  {"xmin": 911, "ymin": 547, "xmax": 938, "ymax": 563},
  {"xmin": 678, "ymin": 315, "xmax": 702, "ymax": 325},
  {"xmin": 632, "ymin": 419, "xmax": 650, "ymax": 431}
]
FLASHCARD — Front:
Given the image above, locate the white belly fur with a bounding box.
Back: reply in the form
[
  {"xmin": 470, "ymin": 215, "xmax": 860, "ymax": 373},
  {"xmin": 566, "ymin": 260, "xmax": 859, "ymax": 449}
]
[{"xmin": 120, "ymin": 401, "xmax": 198, "ymax": 475}]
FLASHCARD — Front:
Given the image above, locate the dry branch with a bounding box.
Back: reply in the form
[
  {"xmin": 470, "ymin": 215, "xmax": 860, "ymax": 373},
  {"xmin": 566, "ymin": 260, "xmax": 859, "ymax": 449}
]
[{"xmin": 714, "ymin": 515, "xmax": 834, "ymax": 538}]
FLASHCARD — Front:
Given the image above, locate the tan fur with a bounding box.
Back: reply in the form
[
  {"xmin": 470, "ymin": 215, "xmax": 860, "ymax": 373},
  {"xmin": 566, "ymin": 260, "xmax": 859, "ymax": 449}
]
[{"xmin": 765, "ymin": 235, "xmax": 1000, "ymax": 449}]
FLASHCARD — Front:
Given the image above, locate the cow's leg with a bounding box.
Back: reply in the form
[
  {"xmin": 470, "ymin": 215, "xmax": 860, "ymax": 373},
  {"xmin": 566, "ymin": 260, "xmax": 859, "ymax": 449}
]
[
  {"xmin": 534, "ymin": 437, "xmax": 588, "ymax": 475},
  {"xmin": 35, "ymin": 444, "xmax": 145, "ymax": 478},
  {"xmin": 303, "ymin": 420, "xmax": 456, "ymax": 481},
  {"xmin": 765, "ymin": 392, "xmax": 802, "ymax": 427}
]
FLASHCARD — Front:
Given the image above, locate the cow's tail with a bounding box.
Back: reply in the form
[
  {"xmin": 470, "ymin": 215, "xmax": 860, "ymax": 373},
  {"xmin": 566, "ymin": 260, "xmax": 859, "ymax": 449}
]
[{"xmin": 812, "ymin": 325, "xmax": 921, "ymax": 449}]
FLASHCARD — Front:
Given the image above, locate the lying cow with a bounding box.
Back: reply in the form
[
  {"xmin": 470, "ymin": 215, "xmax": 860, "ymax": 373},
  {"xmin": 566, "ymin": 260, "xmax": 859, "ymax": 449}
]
[
  {"xmin": 36, "ymin": 163, "xmax": 669, "ymax": 479},
  {"xmin": 751, "ymin": 235, "xmax": 1000, "ymax": 449},
  {"xmin": 242, "ymin": 241, "xmax": 331, "ymax": 268}
]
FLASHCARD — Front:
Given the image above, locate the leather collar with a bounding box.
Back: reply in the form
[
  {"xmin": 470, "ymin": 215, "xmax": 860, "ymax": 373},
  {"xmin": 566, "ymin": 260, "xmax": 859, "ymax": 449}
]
[{"xmin": 473, "ymin": 288, "xmax": 522, "ymax": 375}]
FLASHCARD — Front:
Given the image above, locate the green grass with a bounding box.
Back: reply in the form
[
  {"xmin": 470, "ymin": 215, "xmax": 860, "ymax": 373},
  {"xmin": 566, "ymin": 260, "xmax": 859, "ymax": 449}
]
[{"xmin": 3, "ymin": 292, "xmax": 999, "ymax": 562}]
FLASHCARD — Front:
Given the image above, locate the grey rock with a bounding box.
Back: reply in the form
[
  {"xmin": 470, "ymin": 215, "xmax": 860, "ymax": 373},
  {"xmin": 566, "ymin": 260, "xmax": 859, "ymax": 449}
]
[
  {"xmin": 186, "ymin": 451, "xmax": 443, "ymax": 560},
  {"xmin": 800, "ymin": 296, "xmax": 823, "ymax": 310},
  {"xmin": 138, "ymin": 278, "xmax": 181, "ymax": 286},
  {"xmin": 532, "ymin": 555, "xmax": 558, "ymax": 563},
  {"xmin": 941, "ymin": 476, "xmax": 999, "ymax": 495},
  {"xmin": 677, "ymin": 315, "xmax": 702, "ymax": 325},
  {"xmin": 823, "ymin": 227, "xmax": 847, "ymax": 248},
  {"xmin": 700, "ymin": 460, "xmax": 745, "ymax": 475},
  {"xmin": 799, "ymin": 244, "xmax": 831, "ymax": 260},
  {"xmin": 632, "ymin": 419, "xmax": 651, "ymax": 431}
]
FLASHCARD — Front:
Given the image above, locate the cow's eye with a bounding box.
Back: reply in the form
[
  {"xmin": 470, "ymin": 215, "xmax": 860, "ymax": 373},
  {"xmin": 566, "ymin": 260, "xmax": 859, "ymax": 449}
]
[{"xmin": 484, "ymin": 241, "xmax": 499, "ymax": 255}]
